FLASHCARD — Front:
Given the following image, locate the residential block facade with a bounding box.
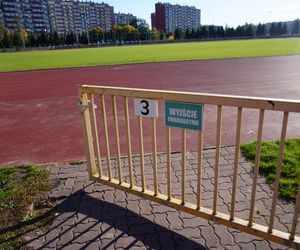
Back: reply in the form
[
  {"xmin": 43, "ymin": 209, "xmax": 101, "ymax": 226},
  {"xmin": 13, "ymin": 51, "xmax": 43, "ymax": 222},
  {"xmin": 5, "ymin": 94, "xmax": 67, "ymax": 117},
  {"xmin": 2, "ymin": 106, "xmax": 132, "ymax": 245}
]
[
  {"xmin": 0, "ymin": 0, "xmax": 115, "ymax": 34},
  {"xmin": 47, "ymin": 0, "xmax": 115, "ymax": 34},
  {"xmin": 151, "ymin": 2, "xmax": 201, "ymax": 33},
  {"xmin": 0, "ymin": 0, "xmax": 50, "ymax": 33},
  {"xmin": 115, "ymin": 12, "xmax": 136, "ymax": 25}
]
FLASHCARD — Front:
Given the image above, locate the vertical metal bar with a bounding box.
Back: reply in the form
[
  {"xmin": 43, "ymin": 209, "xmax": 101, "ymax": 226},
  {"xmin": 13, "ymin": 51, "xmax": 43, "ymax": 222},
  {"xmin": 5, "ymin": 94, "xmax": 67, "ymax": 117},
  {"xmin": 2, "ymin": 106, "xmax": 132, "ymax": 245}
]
[
  {"xmin": 124, "ymin": 96, "xmax": 134, "ymax": 187},
  {"xmin": 138, "ymin": 116, "xmax": 146, "ymax": 192},
  {"xmin": 112, "ymin": 95, "xmax": 122, "ymax": 184},
  {"xmin": 268, "ymin": 112, "xmax": 289, "ymax": 233},
  {"xmin": 290, "ymin": 182, "xmax": 300, "ymax": 240},
  {"xmin": 79, "ymin": 91, "xmax": 96, "ymax": 179},
  {"xmin": 248, "ymin": 109, "xmax": 265, "ymax": 226},
  {"xmin": 182, "ymin": 128, "xmax": 187, "ymax": 205},
  {"xmin": 153, "ymin": 117, "xmax": 158, "ymax": 196},
  {"xmin": 100, "ymin": 94, "xmax": 112, "ymax": 180},
  {"xmin": 196, "ymin": 131, "xmax": 203, "ymax": 210},
  {"xmin": 230, "ymin": 107, "xmax": 243, "ymax": 220},
  {"xmin": 213, "ymin": 105, "xmax": 222, "ymax": 215},
  {"xmin": 90, "ymin": 92, "xmax": 102, "ymax": 178},
  {"xmin": 167, "ymin": 126, "xmax": 172, "ymax": 200}
]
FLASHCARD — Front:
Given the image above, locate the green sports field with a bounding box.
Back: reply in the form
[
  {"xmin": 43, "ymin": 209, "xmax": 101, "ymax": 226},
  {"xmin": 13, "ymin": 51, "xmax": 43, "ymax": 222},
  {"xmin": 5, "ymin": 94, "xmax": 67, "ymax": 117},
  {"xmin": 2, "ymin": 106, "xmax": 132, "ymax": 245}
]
[{"xmin": 1, "ymin": 38, "xmax": 300, "ymax": 72}]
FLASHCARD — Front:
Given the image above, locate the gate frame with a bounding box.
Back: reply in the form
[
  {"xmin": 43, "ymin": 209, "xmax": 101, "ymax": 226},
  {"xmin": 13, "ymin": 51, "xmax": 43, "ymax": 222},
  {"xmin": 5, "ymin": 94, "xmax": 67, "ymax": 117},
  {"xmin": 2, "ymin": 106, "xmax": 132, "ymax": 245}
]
[{"xmin": 80, "ymin": 84, "xmax": 300, "ymax": 248}]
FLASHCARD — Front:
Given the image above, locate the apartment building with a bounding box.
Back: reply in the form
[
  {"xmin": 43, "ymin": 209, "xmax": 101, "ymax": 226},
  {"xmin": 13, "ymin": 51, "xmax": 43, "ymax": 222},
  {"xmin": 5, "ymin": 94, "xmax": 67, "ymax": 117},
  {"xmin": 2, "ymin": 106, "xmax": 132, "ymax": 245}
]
[
  {"xmin": 47, "ymin": 0, "xmax": 115, "ymax": 34},
  {"xmin": 151, "ymin": 2, "xmax": 201, "ymax": 33},
  {"xmin": 115, "ymin": 12, "xmax": 136, "ymax": 25},
  {"xmin": 0, "ymin": 0, "xmax": 4, "ymax": 24},
  {"xmin": 0, "ymin": 0, "xmax": 115, "ymax": 34},
  {"xmin": 0, "ymin": 0, "xmax": 50, "ymax": 33}
]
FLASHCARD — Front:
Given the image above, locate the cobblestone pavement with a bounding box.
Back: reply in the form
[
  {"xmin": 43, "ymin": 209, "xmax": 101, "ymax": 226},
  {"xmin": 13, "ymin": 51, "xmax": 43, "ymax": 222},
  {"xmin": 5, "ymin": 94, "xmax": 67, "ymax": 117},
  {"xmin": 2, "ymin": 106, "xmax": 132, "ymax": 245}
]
[{"xmin": 26, "ymin": 146, "xmax": 297, "ymax": 249}]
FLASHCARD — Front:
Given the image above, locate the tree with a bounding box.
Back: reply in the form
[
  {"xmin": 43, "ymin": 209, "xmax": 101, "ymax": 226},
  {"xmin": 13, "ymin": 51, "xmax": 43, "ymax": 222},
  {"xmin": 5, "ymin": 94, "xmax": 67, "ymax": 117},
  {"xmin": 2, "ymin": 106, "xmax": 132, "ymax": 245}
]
[
  {"xmin": 37, "ymin": 31, "xmax": 48, "ymax": 45},
  {"xmin": 52, "ymin": 31, "xmax": 60, "ymax": 45},
  {"xmin": 199, "ymin": 26, "xmax": 207, "ymax": 38},
  {"xmin": 292, "ymin": 19, "xmax": 300, "ymax": 35},
  {"xmin": 190, "ymin": 29, "xmax": 196, "ymax": 39},
  {"xmin": 135, "ymin": 18, "xmax": 150, "ymax": 40},
  {"xmin": 280, "ymin": 23, "xmax": 288, "ymax": 35},
  {"xmin": 122, "ymin": 25, "xmax": 136, "ymax": 41},
  {"xmin": 269, "ymin": 22, "xmax": 277, "ymax": 36},
  {"xmin": 66, "ymin": 31, "xmax": 76, "ymax": 44},
  {"xmin": 129, "ymin": 18, "xmax": 138, "ymax": 29},
  {"xmin": 28, "ymin": 32, "xmax": 37, "ymax": 47},
  {"xmin": 79, "ymin": 32, "xmax": 88, "ymax": 44},
  {"xmin": 3, "ymin": 30, "xmax": 13, "ymax": 48},
  {"xmin": 256, "ymin": 23, "xmax": 266, "ymax": 37},
  {"xmin": 216, "ymin": 27, "xmax": 225, "ymax": 38},
  {"xmin": 151, "ymin": 28, "xmax": 159, "ymax": 40},
  {"xmin": 0, "ymin": 22, "xmax": 6, "ymax": 48},
  {"xmin": 159, "ymin": 30, "xmax": 166, "ymax": 40},
  {"xmin": 184, "ymin": 28, "xmax": 190, "ymax": 39},
  {"xmin": 208, "ymin": 25, "xmax": 216, "ymax": 38},
  {"xmin": 244, "ymin": 23, "xmax": 254, "ymax": 37},
  {"xmin": 224, "ymin": 26, "xmax": 235, "ymax": 37},
  {"xmin": 89, "ymin": 27, "xmax": 104, "ymax": 43},
  {"xmin": 174, "ymin": 27, "xmax": 184, "ymax": 39}
]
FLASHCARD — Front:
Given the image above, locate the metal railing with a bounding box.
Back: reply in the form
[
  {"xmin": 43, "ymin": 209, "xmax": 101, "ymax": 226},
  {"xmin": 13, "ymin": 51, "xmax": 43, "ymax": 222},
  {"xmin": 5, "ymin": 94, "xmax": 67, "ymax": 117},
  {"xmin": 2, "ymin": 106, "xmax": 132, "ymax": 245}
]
[{"xmin": 79, "ymin": 84, "xmax": 300, "ymax": 248}]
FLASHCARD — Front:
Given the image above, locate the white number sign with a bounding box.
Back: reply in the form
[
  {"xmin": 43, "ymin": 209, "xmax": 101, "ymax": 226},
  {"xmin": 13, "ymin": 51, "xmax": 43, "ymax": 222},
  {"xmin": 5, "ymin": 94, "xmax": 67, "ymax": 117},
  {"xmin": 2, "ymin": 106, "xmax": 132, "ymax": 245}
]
[{"xmin": 134, "ymin": 98, "xmax": 159, "ymax": 118}]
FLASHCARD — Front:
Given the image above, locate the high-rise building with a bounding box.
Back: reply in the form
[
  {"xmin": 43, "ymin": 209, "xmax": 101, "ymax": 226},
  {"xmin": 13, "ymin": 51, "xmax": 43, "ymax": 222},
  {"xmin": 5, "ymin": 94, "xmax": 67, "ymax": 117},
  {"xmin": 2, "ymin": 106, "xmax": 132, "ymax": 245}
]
[
  {"xmin": 0, "ymin": 0, "xmax": 115, "ymax": 34},
  {"xmin": 115, "ymin": 12, "xmax": 136, "ymax": 25},
  {"xmin": 0, "ymin": 0, "xmax": 50, "ymax": 33},
  {"xmin": 47, "ymin": 0, "xmax": 115, "ymax": 34},
  {"xmin": 151, "ymin": 2, "xmax": 201, "ymax": 33},
  {"xmin": 0, "ymin": 0, "xmax": 4, "ymax": 25}
]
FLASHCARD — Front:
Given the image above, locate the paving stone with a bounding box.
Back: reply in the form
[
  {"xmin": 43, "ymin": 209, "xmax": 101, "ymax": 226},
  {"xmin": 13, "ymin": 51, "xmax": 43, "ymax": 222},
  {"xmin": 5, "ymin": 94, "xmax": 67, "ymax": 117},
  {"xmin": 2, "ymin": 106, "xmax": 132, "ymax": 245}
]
[
  {"xmin": 126, "ymin": 200, "xmax": 140, "ymax": 214},
  {"xmin": 139, "ymin": 199, "xmax": 152, "ymax": 215},
  {"xmin": 213, "ymin": 224, "xmax": 235, "ymax": 247},
  {"xmin": 73, "ymin": 231, "xmax": 99, "ymax": 244},
  {"xmin": 232, "ymin": 231, "xmax": 261, "ymax": 244},
  {"xmin": 253, "ymin": 240, "xmax": 272, "ymax": 249},
  {"xmin": 144, "ymin": 234, "xmax": 160, "ymax": 249},
  {"xmin": 73, "ymin": 221, "xmax": 100, "ymax": 234},
  {"xmin": 84, "ymin": 240, "xmax": 101, "ymax": 250},
  {"xmin": 175, "ymin": 239, "xmax": 206, "ymax": 250},
  {"xmin": 238, "ymin": 242, "xmax": 256, "ymax": 249},
  {"xmin": 152, "ymin": 203, "xmax": 177, "ymax": 214},
  {"xmin": 114, "ymin": 235, "xmax": 138, "ymax": 249},
  {"xmin": 201, "ymin": 225, "xmax": 222, "ymax": 249},
  {"xmin": 182, "ymin": 216, "xmax": 209, "ymax": 228},
  {"xmin": 167, "ymin": 211, "xmax": 183, "ymax": 230},
  {"xmin": 175, "ymin": 227, "xmax": 201, "ymax": 238},
  {"xmin": 114, "ymin": 189, "xmax": 126, "ymax": 203},
  {"xmin": 128, "ymin": 223, "xmax": 156, "ymax": 236},
  {"xmin": 61, "ymin": 243, "xmax": 86, "ymax": 250},
  {"xmin": 32, "ymin": 148, "xmax": 300, "ymax": 250},
  {"xmin": 57, "ymin": 226, "xmax": 75, "ymax": 246},
  {"xmin": 153, "ymin": 212, "xmax": 169, "ymax": 230}
]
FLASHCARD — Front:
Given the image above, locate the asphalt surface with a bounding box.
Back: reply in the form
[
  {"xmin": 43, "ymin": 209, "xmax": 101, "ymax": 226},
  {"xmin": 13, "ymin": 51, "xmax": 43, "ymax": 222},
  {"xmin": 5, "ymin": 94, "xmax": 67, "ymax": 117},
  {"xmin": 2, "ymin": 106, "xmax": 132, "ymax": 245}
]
[{"xmin": 1, "ymin": 55, "xmax": 300, "ymax": 165}]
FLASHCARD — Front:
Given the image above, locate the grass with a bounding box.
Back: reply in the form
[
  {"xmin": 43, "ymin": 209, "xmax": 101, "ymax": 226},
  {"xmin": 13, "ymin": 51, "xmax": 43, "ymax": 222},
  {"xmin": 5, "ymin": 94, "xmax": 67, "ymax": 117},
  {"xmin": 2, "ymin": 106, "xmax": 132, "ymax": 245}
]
[
  {"xmin": 1, "ymin": 38, "xmax": 300, "ymax": 72},
  {"xmin": 0, "ymin": 164, "xmax": 53, "ymax": 249},
  {"xmin": 240, "ymin": 138, "xmax": 300, "ymax": 201}
]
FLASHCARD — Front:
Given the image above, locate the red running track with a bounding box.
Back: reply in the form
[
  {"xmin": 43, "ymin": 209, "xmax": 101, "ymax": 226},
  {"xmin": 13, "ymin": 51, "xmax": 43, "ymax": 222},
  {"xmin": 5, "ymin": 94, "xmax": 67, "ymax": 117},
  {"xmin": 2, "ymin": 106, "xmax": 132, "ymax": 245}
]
[{"xmin": 1, "ymin": 55, "xmax": 300, "ymax": 165}]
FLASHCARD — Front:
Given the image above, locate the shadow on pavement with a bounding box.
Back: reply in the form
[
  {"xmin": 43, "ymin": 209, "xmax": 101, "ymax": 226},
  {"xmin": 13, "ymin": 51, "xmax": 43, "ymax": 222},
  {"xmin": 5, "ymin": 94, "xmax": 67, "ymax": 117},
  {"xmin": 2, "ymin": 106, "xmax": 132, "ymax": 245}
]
[{"xmin": 31, "ymin": 186, "xmax": 207, "ymax": 249}]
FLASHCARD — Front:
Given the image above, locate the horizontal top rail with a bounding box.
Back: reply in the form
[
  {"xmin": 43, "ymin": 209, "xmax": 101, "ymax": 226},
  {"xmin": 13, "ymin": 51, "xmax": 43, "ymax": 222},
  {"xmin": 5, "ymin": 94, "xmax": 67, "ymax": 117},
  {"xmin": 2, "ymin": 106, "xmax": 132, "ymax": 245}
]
[{"xmin": 81, "ymin": 85, "xmax": 300, "ymax": 113}]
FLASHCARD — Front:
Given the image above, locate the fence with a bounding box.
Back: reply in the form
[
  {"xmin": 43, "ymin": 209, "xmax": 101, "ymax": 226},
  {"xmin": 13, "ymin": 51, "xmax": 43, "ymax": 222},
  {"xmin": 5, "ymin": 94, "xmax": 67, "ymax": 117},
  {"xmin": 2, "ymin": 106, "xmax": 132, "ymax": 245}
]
[{"xmin": 79, "ymin": 84, "xmax": 300, "ymax": 248}]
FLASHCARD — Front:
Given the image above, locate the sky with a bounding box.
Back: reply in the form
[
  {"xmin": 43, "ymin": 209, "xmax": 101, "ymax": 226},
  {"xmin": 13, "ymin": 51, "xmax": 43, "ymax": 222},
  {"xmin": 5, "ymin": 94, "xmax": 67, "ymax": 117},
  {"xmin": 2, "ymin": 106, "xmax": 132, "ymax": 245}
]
[{"xmin": 95, "ymin": 0, "xmax": 300, "ymax": 28}]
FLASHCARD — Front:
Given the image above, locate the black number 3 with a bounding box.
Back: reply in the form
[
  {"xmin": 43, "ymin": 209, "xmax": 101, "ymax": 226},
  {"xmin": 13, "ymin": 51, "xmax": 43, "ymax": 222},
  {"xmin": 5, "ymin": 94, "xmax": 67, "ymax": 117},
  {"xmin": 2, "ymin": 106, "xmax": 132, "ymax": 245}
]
[{"xmin": 140, "ymin": 100, "xmax": 149, "ymax": 115}]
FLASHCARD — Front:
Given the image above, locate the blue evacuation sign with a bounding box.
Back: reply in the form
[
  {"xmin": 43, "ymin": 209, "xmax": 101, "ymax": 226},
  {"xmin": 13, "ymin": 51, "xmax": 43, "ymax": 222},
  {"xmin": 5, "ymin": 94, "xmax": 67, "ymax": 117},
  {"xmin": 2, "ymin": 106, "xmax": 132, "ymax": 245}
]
[{"xmin": 165, "ymin": 101, "xmax": 203, "ymax": 131}]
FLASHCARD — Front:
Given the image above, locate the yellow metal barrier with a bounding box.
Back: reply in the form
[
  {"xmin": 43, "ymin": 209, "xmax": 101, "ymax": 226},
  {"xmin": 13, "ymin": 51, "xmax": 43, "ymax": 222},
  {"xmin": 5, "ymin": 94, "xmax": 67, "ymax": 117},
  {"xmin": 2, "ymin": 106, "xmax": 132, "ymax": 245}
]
[{"xmin": 79, "ymin": 84, "xmax": 300, "ymax": 248}]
